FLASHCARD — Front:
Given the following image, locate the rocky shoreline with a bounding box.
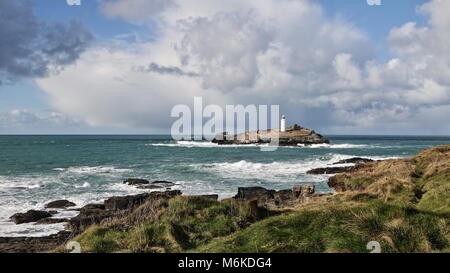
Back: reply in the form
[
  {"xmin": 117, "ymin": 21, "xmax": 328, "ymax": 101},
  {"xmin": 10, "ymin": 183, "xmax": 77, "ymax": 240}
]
[
  {"xmin": 1, "ymin": 145, "xmax": 448, "ymax": 253},
  {"xmin": 0, "ymin": 184, "xmax": 333, "ymax": 253},
  {"xmin": 0, "ymin": 156, "xmax": 372, "ymax": 253},
  {"xmin": 0, "ymin": 231, "xmax": 73, "ymax": 253}
]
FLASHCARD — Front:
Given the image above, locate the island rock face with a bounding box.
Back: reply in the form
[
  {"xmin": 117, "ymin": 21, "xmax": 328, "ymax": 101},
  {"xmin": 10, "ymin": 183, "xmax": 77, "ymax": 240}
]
[{"xmin": 212, "ymin": 124, "xmax": 329, "ymax": 146}]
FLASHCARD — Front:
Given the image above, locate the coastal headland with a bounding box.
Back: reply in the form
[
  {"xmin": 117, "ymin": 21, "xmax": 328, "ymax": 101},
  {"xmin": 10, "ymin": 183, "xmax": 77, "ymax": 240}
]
[{"xmin": 1, "ymin": 144, "xmax": 449, "ymax": 253}]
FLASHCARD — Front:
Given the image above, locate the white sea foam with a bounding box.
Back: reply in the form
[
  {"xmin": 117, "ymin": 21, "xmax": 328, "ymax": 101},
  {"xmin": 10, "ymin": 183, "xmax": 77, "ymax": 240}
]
[
  {"xmin": 191, "ymin": 153, "xmax": 406, "ymax": 182},
  {"xmin": 193, "ymin": 154, "xmax": 352, "ymax": 181},
  {"xmin": 0, "ymin": 185, "xmax": 137, "ymax": 237},
  {"xmin": 148, "ymin": 141, "xmax": 262, "ymax": 148},
  {"xmin": 297, "ymin": 143, "xmax": 370, "ymax": 148},
  {"xmin": 0, "ymin": 175, "xmax": 52, "ymax": 190},
  {"xmin": 74, "ymin": 182, "xmax": 91, "ymax": 188},
  {"xmin": 53, "ymin": 166, "xmax": 132, "ymax": 175},
  {"xmin": 149, "ymin": 141, "xmax": 371, "ymax": 149}
]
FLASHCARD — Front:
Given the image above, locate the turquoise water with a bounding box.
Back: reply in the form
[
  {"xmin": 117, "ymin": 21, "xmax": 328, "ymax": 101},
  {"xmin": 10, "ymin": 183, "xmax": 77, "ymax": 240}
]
[{"xmin": 0, "ymin": 135, "xmax": 449, "ymax": 236}]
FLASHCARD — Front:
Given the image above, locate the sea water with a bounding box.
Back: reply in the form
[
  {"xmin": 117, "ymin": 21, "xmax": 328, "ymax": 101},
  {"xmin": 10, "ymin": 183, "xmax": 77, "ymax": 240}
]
[{"xmin": 0, "ymin": 135, "xmax": 449, "ymax": 237}]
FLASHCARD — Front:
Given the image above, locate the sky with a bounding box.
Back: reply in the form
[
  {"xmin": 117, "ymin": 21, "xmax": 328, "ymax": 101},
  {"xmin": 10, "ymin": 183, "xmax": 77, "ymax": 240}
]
[{"xmin": 1, "ymin": 0, "xmax": 449, "ymax": 135}]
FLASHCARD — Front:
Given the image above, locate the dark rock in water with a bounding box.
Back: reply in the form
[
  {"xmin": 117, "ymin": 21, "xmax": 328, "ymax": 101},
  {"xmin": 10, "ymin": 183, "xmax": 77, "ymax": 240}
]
[
  {"xmin": 0, "ymin": 231, "xmax": 72, "ymax": 253},
  {"xmin": 212, "ymin": 124, "xmax": 329, "ymax": 146},
  {"xmin": 132, "ymin": 181, "xmax": 178, "ymax": 189},
  {"xmin": 35, "ymin": 218, "xmax": 69, "ymax": 225},
  {"xmin": 332, "ymin": 157, "xmax": 374, "ymax": 165},
  {"xmin": 104, "ymin": 190, "xmax": 182, "ymax": 211},
  {"xmin": 45, "ymin": 200, "xmax": 76, "ymax": 209},
  {"xmin": 10, "ymin": 210, "xmax": 52, "ymax": 224},
  {"xmin": 137, "ymin": 185, "xmax": 164, "ymax": 190},
  {"xmin": 307, "ymin": 166, "xmax": 356, "ymax": 175},
  {"xmin": 48, "ymin": 210, "xmax": 59, "ymax": 215},
  {"xmin": 123, "ymin": 178, "xmax": 150, "ymax": 185}
]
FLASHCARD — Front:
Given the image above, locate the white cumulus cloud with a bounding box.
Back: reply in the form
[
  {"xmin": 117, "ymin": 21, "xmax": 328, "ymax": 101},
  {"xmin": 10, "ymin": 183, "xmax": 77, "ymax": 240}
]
[{"xmin": 35, "ymin": 0, "xmax": 450, "ymax": 134}]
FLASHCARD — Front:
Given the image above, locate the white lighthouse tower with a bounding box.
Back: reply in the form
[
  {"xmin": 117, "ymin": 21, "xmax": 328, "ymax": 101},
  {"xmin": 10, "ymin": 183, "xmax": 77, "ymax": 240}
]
[{"xmin": 281, "ymin": 115, "xmax": 286, "ymax": 132}]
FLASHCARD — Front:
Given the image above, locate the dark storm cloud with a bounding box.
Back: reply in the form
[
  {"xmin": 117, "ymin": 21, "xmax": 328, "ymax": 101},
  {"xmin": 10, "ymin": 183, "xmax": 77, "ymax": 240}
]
[
  {"xmin": 0, "ymin": 0, "xmax": 93, "ymax": 84},
  {"xmin": 136, "ymin": 62, "xmax": 199, "ymax": 77}
]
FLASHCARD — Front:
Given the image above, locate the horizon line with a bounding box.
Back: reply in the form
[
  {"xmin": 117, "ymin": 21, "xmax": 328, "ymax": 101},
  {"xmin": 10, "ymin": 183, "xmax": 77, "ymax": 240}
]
[{"xmin": 1, "ymin": 134, "xmax": 450, "ymax": 137}]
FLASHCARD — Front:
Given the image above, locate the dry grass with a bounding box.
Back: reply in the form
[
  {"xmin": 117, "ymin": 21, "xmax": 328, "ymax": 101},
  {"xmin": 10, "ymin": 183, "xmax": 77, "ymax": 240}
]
[{"xmin": 329, "ymin": 144, "xmax": 450, "ymax": 213}]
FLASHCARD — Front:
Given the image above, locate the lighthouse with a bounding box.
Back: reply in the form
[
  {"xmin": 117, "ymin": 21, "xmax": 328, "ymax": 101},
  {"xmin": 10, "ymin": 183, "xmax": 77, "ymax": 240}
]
[{"xmin": 281, "ymin": 115, "xmax": 286, "ymax": 132}]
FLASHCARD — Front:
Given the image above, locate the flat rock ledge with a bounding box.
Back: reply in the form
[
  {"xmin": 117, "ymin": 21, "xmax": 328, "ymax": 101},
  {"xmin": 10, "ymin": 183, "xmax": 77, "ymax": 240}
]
[
  {"xmin": 232, "ymin": 184, "xmax": 332, "ymax": 210},
  {"xmin": 212, "ymin": 124, "xmax": 329, "ymax": 146},
  {"xmin": 0, "ymin": 231, "xmax": 72, "ymax": 253}
]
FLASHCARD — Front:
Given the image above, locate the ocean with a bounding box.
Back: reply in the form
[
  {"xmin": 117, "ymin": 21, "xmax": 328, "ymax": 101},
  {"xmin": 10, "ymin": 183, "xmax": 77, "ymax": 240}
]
[{"xmin": 0, "ymin": 135, "xmax": 449, "ymax": 237}]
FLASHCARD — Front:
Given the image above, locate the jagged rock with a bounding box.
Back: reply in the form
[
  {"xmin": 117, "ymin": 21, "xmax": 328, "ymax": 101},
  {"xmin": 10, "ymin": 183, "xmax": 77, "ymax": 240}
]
[
  {"xmin": 307, "ymin": 166, "xmax": 356, "ymax": 175},
  {"xmin": 66, "ymin": 204, "xmax": 113, "ymax": 233},
  {"xmin": 45, "ymin": 200, "xmax": 76, "ymax": 209},
  {"xmin": 234, "ymin": 187, "xmax": 276, "ymax": 200},
  {"xmin": 332, "ymin": 157, "xmax": 374, "ymax": 165},
  {"xmin": 10, "ymin": 210, "xmax": 52, "ymax": 224},
  {"xmin": 233, "ymin": 185, "xmax": 324, "ymax": 209},
  {"xmin": 35, "ymin": 218, "xmax": 69, "ymax": 225},
  {"xmin": 123, "ymin": 178, "xmax": 150, "ymax": 185},
  {"xmin": 212, "ymin": 124, "xmax": 329, "ymax": 146},
  {"xmin": 273, "ymin": 189, "xmax": 295, "ymax": 207},
  {"xmin": 292, "ymin": 184, "xmax": 315, "ymax": 197},
  {"xmin": 104, "ymin": 190, "xmax": 182, "ymax": 211},
  {"xmin": 188, "ymin": 195, "xmax": 219, "ymax": 201},
  {"xmin": 66, "ymin": 191, "xmax": 182, "ymax": 233},
  {"xmin": 233, "ymin": 187, "xmax": 276, "ymax": 208},
  {"xmin": 327, "ymin": 176, "xmax": 366, "ymax": 192},
  {"xmin": 80, "ymin": 203, "xmax": 105, "ymax": 210}
]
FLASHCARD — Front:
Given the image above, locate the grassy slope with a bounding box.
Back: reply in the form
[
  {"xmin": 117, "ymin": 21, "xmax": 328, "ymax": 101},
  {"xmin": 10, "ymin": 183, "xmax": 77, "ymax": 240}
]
[
  {"xmin": 196, "ymin": 201, "xmax": 449, "ymax": 253},
  {"xmin": 70, "ymin": 145, "xmax": 450, "ymax": 253},
  {"xmin": 328, "ymin": 144, "xmax": 450, "ymax": 213},
  {"xmin": 69, "ymin": 196, "xmax": 261, "ymax": 253}
]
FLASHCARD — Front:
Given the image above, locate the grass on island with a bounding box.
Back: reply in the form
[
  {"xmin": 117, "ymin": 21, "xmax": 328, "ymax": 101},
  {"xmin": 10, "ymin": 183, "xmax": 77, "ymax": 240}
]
[{"xmin": 68, "ymin": 145, "xmax": 450, "ymax": 253}]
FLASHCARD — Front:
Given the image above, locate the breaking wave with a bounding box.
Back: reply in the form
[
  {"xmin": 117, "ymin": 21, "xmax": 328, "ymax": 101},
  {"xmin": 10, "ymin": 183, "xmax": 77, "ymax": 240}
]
[
  {"xmin": 53, "ymin": 166, "xmax": 132, "ymax": 175},
  {"xmin": 149, "ymin": 141, "xmax": 370, "ymax": 149}
]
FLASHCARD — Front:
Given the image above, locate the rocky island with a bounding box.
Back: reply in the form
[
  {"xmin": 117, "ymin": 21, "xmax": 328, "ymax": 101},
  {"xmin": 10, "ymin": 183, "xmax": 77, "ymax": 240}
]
[{"xmin": 212, "ymin": 124, "xmax": 330, "ymax": 146}]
